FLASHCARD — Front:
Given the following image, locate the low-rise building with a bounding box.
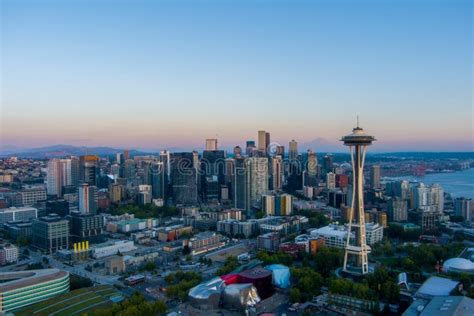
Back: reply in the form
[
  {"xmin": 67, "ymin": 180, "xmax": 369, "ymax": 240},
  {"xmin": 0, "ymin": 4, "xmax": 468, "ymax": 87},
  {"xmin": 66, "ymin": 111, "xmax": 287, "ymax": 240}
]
[
  {"xmin": 310, "ymin": 225, "xmax": 349, "ymax": 249},
  {"xmin": 0, "ymin": 207, "xmax": 38, "ymax": 225},
  {"xmin": 258, "ymin": 215, "xmax": 308, "ymax": 236},
  {"xmin": 92, "ymin": 240, "xmax": 136, "ymax": 258},
  {"xmin": 0, "ymin": 269, "xmax": 69, "ymax": 313},
  {"xmin": 157, "ymin": 225, "xmax": 192, "ymax": 242},
  {"xmin": 262, "ymin": 193, "xmax": 293, "ymax": 216},
  {"xmin": 257, "ymin": 232, "xmax": 280, "ymax": 252},
  {"xmin": 4, "ymin": 220, "xmax": 33, "ymax": 241},
  {"xmin": 105, "ymin": 255, "xmax": 126, "ymax": 274},
  {"xmin": 183, "ymin": 232, "xmax": 225, "ymax": 256},
  {"xmin": 365, "ymin": 222, "xmax": 384, "ymax": 245},
  {"xmin": 0, "ymin": 244, "xmax": 19, "ymax": 265},
  {"xmin": 216, "ymin": 219, "xmax": 258, "ymax": 238}
]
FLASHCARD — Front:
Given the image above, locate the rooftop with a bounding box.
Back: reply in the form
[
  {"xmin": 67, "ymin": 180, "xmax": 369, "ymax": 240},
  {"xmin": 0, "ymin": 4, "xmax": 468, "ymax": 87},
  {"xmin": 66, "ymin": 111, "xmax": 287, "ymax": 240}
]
[
  {"xmin": 416, "ymin": 276, "xmax": 459, "ymax": 298},
  {"xmin": 310, "ymin": 225, "xmax": 348, "ymax": 238},
  {"xmin": 0, "ymin": 269, "xmax": 69, "ymax": 293},
  {"xmin": 403, "ymin": 296, "xmax": 474, "ymax": 316}
]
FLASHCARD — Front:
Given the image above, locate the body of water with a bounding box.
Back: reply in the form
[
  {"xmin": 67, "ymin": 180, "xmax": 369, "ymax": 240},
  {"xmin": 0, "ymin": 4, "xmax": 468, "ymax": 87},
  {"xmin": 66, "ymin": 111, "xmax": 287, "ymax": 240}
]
[{"xmin": 387, "ymin": 168, "xmax": 474, "ymax": 199}]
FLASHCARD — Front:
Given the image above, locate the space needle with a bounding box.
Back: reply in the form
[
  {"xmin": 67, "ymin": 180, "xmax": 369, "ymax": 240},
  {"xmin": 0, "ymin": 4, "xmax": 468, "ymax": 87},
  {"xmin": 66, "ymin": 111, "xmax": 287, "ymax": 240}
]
[{"xmin": 341, "ymin": 119, "xmax": 376, "ymax": 275}]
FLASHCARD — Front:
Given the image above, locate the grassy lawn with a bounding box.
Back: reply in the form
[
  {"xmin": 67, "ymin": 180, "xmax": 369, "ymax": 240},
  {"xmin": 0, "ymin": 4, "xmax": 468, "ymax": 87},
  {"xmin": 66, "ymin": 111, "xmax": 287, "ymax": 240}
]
[{"xmin": 15, "ymin": 285, "xmax": 120, "ymax": 316}]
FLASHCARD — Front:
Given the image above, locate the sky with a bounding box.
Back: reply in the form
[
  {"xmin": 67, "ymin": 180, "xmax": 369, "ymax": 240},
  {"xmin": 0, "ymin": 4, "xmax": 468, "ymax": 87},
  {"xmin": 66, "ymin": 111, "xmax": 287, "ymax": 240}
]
[{"xmin": 1, "ymin": 0, "xmax": 472, "ymax": 152}]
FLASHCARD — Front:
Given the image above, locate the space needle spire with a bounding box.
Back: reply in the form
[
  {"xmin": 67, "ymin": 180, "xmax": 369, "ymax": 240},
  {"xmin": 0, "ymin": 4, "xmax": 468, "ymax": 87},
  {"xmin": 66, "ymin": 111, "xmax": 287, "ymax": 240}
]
[{"xmin": 341, "ymin": 121, "xmax": 376, "ymax": 275}]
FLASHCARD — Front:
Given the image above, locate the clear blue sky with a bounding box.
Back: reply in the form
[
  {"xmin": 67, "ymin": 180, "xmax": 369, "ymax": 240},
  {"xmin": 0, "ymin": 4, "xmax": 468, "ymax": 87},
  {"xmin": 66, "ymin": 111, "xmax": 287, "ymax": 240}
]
[{"xmin": 1, "ymin": 0, "xmax": 472, "ymax": 152}]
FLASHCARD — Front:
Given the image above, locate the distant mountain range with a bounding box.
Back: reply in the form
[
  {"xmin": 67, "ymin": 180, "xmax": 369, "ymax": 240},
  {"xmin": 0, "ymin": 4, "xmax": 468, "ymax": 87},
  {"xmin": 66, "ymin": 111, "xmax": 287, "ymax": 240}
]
[
  {"xmin": 0, "ymin": 144, "xmax": 472, "ymax": 159},
  {"xmin": 0, "ymin": 145, "xmax": 153, "ymax": 158}
]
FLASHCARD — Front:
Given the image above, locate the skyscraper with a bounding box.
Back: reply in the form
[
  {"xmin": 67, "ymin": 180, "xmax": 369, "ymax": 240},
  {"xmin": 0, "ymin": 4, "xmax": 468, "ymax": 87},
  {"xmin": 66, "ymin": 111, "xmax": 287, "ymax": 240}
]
[
  {"xmin": 47, "ymin": 158, "xmax": 80, "ymax": 197},
  {"xmin": 323, "ymin": 154, "xmax": 334, "ymax": 174},
  {"xmin": 47, "ymin": 159, "xmax": 62, "ymax": 197},
  {"xmin": 233, "ymin": 146, "xmax": 242, "ymax": 158},
  {"xmin": 246, "ymin": 141, "xmax": 256, "ymax": 156},
  {"xmin": 304, "ymin": 150, "xmax": 319, "ymax": 187},
  {"xmin": 170, "ymin": 152, "xmax": 198, "ymax": 205},
  {"xmin": 245, "ymin": 157, "xmax": 268, "ymax": 211},
  {"xmin": 201, "ymin": 149, "xmax": 226, "ymax": 201},
  {"xmin": 341, "ymin": 123, "xmax": 376, "ymax": 275},
  {"xmin": 80, "ymin": 155, "xmax": 99, "ymax": 185},
  {"xmin": 233, "ymin": 157, "xmax": 247, "ymax": 209},
  {"xmin": 116, "ymin": 153, "xmax": 124, "ymax": 165},
  {"xmin": 205, "ymin": 138, "xmax": 218, "ymax": 151},
  {"xmin": 148, "ymin": 161, "xmax": 165, "ymax": 200},
  {"xmin": 454, "ymin": 197, "xmax": 473, "ymax": 221},
  {"xmin": 326, "ymin": 172, "xmax": 336, "ymax": 190},
  {"xmin": 271, "ymin": 156, "xmax": 283, "ymax": 191},
  {"xmin": 258, "ymin": 130, "xmax": 267, "ymax": 153},
  {"xmin": 275, "ymin": 145, "xmax": 285, "ymax": 157},
  {"xmin": 289, "ymin": 140, "xmax": 298, "ymax": 161},
  {"xmin": 123, "ymin": 150, "xmax": 130, "ymax": 160},
  {"xmin": 370, "ymin": 165, "xmax": 381, "ymax": 190},
  {"xmin": 78, "ymin": 184, "xmax": 98, "ymax": 215},
  {"xmin": 265, "ymin": 132, "xmax": 271, "ymax": 154},
  {"xmin": 388, "ymin": 197, "xmax": 408, "ymax": 222}
]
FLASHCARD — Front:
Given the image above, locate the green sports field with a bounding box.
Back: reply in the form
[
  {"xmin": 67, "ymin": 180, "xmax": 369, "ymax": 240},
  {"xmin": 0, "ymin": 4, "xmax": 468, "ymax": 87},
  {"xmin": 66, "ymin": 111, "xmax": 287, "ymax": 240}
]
[{"xmin": 15, "ymin": 285, "xmax": 122, "ymax": 316}]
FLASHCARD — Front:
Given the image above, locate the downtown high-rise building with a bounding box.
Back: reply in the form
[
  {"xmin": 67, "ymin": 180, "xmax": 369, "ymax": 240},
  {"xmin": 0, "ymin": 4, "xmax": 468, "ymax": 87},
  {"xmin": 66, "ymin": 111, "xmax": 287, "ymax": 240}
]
[
  {"xmin": 79, "ymin": 155, "xmax": 99, "ymax": 186},
  {"xmin": 201, "ymin": 146, "xmax": 226, "ymax": 201},
  {"xmin": 245, "ymin": 140, "xmax": 256, "ymax": 156},
  {"xmin": 258, "ymin": 130, "xmax": 267, "ymax": 153},
  {"xmin": 233, "ymin": 157, "xmax": 247, "ymax": 210},
  {"xmin": 454, "ymin": 197, "xmax": 473, "ymax": 221},
  {"xmin": 147, "ymin": 161, "xmax": 165, "ymax": 200},
  {"xmin": 271, "ymin": 156, "xmax": 283, "ymax": 191},
  {"xmin": 289, "ymin": 140, "xmax": 298, "ymax": 161},
  {"xmin": 412, "ymin": 183, "xmax": 444, "ymax": 213},
  {"xmin": 326, "ymin": 172, "xmax": 336, "ymax": 190},
  {"xmin": 170, "ymin": 152, "xmax": 198, "ymax": 205},
  {"xmin": 245, "ymin": 157, "xmax": 268, "ymax": 210},
  {"xmin": 387, "ymin": 197, "xmax": 408, "ymax": 222},
  {"xmin": 304, "ymin": 149, "xmax": 319, "ymax": 187},
  {"xmin": 275, "ymin": 145, "xmax": 285, "ymax": 157},
  {"xmin": 47, "ymin": 158, "xmax": 80, "ymax": 197},
  {"xmin": 233, "ymin": 146, "xmax": 242, "ymax": 158},
  {"xmin": 205, "ymin": 138, "xmax": 218, "ymax": 151},
  {"xmin": 323, "ymin": 154, "xmax": 334, "ymax": 174},
  {"xmin": 78, "ymin": 183, "xmax": 98, "ymax": 215},
  {"xmin": 370, "ymin": 165, "xmax": 381, "ymax": 190}
]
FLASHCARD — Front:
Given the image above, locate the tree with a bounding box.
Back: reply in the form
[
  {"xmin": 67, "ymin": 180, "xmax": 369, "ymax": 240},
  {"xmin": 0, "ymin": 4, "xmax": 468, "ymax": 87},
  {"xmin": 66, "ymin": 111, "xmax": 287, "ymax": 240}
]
[
  {"xmin": 314, "ymin": 247, "xmax": 343, "ymax": 277},
  {"xmin": 182, "ymin": 245, "xmax": 190, "ymax": 255},
  {"xmin": 216, "ymin": 256, "xmax": 239, "ymax": 276},
  {"xmin": 289, "ymin": 288, "xmax": 301, "ymax": 303},
  {"xmin": 70, "ymin": 274, "xmax": 93, "ymax": 290},
  {"xmin": 143, "ymin": 261, "xmax": 157, "ymax": 272},
  {"xmin": 16, "ymin": 236, "xmax": 29, "ymax": 247}
]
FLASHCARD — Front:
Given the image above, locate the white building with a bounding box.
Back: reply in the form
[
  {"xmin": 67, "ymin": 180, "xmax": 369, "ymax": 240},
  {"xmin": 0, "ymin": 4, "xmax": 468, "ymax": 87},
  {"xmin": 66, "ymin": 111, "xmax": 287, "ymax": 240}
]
[
  {"xmin": 246, "ymin": 157, "xmax": 268, "ymax": 210},
  {"xmin": 18, "ymin": 187, "xmax": 47, "ymax": 206},
  {"xmin": 310, "ymin": 223, "xmax": 383, "ymax": 248},
  {"xmin": 0, "ymin": 244, "xmax": 19, "ymax": 265},
  {"xmin": 78, "ymin": 184, "xmax": 98, "ymax": 214},
  {"xmin": 326, "ymin": 172, "xmax": 336, "ymax": 190},
  {"xmin": 92, "ymin": 240, "xmax": 136, "ymax": 259},
  {"xmin": 310, "ymin": 224, "xmax": 349, "ymax": 249},
  {"xmin": 365, "ymin": 222, "xmax": 384, "ymax": 245},
  {"xmin": 47, "ymin": 158, "xmax": 79, "ymax": 196},
  {"xmin": 0, "ymin": 207, "xmax": 38, "ymax": 225}
]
